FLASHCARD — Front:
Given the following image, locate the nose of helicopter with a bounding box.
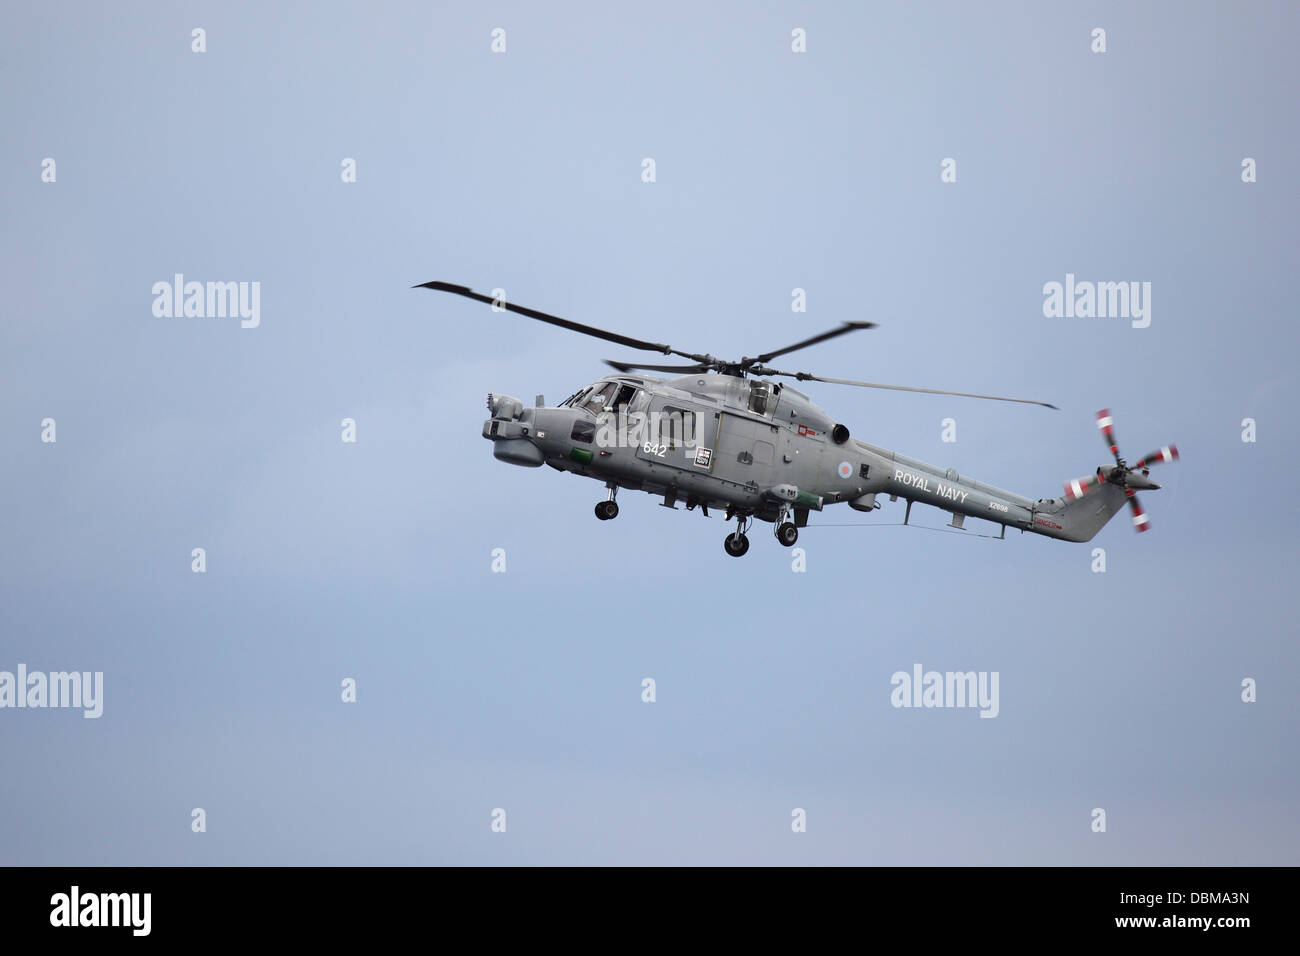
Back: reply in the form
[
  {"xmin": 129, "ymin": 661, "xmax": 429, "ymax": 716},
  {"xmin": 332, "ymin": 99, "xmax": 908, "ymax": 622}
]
[
  {"xmin": 483, "ymin": 403, "xmax": 545, "ymax": 467},
  {"xmin": 483, "ymin": 404, "xmax": 594, "ymax": 467}
]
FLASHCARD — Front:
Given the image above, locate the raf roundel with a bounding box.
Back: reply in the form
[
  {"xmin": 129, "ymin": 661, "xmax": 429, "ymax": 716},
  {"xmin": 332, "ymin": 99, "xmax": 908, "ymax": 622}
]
[{"xmin": 837, "ymin": 461, "xmax": 853, "ymax": 479}]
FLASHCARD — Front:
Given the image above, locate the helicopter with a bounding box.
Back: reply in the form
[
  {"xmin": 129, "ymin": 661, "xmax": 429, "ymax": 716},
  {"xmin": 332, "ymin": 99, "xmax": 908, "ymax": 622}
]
[{"xmin": 418, "ymin": 281, "xmax": 1178, "ymax": 556}]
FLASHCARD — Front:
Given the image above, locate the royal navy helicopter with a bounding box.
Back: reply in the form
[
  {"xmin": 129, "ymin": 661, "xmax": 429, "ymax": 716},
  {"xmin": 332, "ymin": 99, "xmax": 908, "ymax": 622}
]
[{"xmin": 418, "ymin": 281, "xmax": 1178, "ymax": 556}]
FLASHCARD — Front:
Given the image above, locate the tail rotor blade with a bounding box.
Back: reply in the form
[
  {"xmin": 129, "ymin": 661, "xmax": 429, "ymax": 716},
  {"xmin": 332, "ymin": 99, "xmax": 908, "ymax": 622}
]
[
  {"xmin": 1125, "ymin": 489, "xmax": 1150, "ymax": 533},
  {"xmin": 1063, "ymin": 476, "xmax": 1099, "ymax": 500},
  {"xmin": 1096, "ymin": 409, "xmax": 1121, "ymax": 463},
  {"xmin": 1088, "ymin": 409, "xmax": 1172, "ymax": 533},
  {"xmin": 1133, "ymin": 445, "xmax": 1179, "ymax": 470}
]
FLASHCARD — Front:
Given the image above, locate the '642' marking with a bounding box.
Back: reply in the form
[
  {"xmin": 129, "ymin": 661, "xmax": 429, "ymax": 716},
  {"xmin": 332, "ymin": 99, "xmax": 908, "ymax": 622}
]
[{"xmin": 643, "ymin": 441, "xmax": 668, "ymax": 458}]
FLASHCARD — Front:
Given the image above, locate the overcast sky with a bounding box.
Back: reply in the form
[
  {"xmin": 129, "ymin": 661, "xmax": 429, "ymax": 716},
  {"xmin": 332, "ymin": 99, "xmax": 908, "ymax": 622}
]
[{"xmin": 2, "ymin": 0, "xmax": 1297, "ymax": 864}]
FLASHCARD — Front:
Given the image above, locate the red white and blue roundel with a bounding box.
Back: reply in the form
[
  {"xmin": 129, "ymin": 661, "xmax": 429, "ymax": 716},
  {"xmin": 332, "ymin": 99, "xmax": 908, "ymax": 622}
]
[{"xmin": 837, "ymin": 461, "xmax": 853, "ymax": 479}]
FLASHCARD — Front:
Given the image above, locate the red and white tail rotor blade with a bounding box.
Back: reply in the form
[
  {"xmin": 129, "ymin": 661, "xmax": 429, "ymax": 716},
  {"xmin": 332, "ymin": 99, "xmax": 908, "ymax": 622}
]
[
  {"xmin": 1096, "ymin": 409, "xmax": 1121, "ymax": 462},
  {"xmin": 1063, "ymin": 475, "xmax": 1099, "ymax": 500},
  {"xmin": 1086, "ymin": 408, "xmax": 1176, "ymax": 532},
  {"xmin": 1125, "ymin": 489, "xmax": 1150, "ymax": 533},
  {"xmin": 1133, "ymin": 445, "xmax": 1179, "ymax": 470}
]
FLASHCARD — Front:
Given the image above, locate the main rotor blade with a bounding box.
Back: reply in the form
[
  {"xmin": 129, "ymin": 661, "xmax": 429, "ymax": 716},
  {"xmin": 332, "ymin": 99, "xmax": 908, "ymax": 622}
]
[
  {"xmin": 755, "ymin": 368, "xmax": 1058, "ymax": 409},
  {"xmin": 415, "ymin": 281, "xmax": 709, "ymax": 362},
  {"xmin": 749, "ymin": 321, "xmax": 876, "ymax": 365},
  {"xmin": 604, "ymin": 359, "xmax": 713, "ymax": 374}
]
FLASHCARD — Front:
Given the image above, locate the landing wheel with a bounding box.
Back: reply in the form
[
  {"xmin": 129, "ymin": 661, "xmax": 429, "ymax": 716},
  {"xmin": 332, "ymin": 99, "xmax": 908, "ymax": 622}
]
[
  {"xmin": 776, "ymin": 522, "xmax": 799, "ymax": 547},
  {"xmin": 724, "ymin": 532, "xmax": 750, "ymax": 557},
  {"xmin": 595, "ymin": 500, "xmax": 619, "ymax": 520}
]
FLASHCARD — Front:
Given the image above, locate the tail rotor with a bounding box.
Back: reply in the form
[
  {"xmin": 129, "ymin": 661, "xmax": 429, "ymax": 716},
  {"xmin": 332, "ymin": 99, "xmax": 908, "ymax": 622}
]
[{"xmin": 1060, "ymin": 409, "xmax": 1178, "ymax": 533}]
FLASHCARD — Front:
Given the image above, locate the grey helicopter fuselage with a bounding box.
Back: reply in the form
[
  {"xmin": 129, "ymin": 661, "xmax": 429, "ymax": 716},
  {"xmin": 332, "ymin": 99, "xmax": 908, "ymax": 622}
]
[
  {"xmin": 419, "ymin": 279, "xmax": 1172, "ymax": 553},
  {"xmin": 482, "ymin": 371, "xmax": 1133, "ymax": 545}
]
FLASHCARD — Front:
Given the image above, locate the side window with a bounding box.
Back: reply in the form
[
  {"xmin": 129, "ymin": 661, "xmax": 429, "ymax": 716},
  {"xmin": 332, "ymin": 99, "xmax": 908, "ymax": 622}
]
[
  {"xmin": 658, "ymin": 406, "xmax": 697, "ymax": 450},
  {"xmin": 571, "ymin": 420, "xmax": 595, "ymax": 443},
  {"xmin": 612, "ymin": 384, "xmax": 637, "ymax": 411}
]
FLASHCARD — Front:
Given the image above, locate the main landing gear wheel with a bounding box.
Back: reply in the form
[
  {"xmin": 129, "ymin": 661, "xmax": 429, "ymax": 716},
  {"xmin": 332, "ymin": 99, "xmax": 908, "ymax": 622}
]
[
  {"xmin": 724, "ymin": 532, "xmax": 750, "ymax": 557},
  {"xmin": 775, "ymin": 522, "xmax": 799, "ymax": 547},
  {"xmin": 594, "ymin": 500, "xmax": 619, "ymax": 520}
]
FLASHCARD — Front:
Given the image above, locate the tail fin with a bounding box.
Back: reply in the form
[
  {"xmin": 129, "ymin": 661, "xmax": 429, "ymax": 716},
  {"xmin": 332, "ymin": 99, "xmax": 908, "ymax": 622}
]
[{"xmin": 1033, "ymin": 481, "xmax": 1128, "ymax": 542}]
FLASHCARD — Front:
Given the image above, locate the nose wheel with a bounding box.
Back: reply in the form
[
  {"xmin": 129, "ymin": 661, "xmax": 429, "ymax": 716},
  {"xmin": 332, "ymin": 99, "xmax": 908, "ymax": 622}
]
[
  {"xmin": 723, "ymin": 514, "xmax": 752, "ymax": 557},
  {"xmin": 595, "ymin": 484, "xmax": 619, "ymax": 520}
]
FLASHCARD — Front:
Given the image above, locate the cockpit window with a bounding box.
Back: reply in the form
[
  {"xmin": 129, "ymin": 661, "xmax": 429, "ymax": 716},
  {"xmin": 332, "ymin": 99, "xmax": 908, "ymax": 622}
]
[
  {"xmin": 562, "ymin": 381, "xmax": 638, "ymax": 414},
  {"xmin": 561, "ymin": 387, "xmax": 590, "ymax": 409},
  {"xmin": 580, "ymin": 382, "xmax": 617, "ymax": 414}
]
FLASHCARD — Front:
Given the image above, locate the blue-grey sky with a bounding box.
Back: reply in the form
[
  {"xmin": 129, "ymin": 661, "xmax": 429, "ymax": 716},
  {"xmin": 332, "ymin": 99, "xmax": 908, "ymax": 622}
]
[{"xmin": 2, "ymin": 1, "xmax": 1297, "ymax": 864}]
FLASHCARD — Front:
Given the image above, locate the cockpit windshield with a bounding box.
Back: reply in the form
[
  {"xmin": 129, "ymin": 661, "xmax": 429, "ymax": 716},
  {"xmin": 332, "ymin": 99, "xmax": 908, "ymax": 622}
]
[
  {"xmin": 579, "ymin": 382, "xmax": 617, "ymax": 414},
  {"xmin": 560, "ymin": 385, "xmax": 597, "ymax": 409},
  {"xmin": 561, "ymin": 381, "xmax": 641, "ymax": 415}
]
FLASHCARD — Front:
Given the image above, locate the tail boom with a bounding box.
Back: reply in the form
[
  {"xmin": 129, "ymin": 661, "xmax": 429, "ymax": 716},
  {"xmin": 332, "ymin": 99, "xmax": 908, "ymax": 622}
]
[{"xmin": 874, "ymin": 451, "xmax": 1131, "ymax": 543}]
